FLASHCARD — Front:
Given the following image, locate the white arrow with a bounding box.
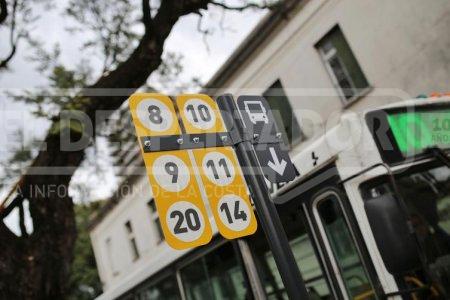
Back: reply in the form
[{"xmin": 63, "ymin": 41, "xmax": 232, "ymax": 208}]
[{"xmin": 267, "ymin": 147, "xmax": 287, "ymax": 175}]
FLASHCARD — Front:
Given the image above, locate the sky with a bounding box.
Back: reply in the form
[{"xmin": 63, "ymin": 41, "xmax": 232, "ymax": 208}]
[
  {"xmin": 0, "ymin": 1, "xmax": 266, "ymax": 233},
  {"xmin": 0, "ymin": 3, "xmax": 266, "ymax": 87}
]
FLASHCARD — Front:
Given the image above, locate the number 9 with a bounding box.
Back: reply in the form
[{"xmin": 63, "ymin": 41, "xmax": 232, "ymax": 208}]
[{"xmin": 165, "ymin": 162, "xmax": 179, "ymax": 183}]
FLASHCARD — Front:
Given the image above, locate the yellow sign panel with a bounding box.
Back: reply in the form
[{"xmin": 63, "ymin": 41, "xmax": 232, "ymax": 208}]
[
  {"xmin": 143, "ymin": 150, "xmax": 212, "ymax": 249},
  {"xmin": 176, "ymin": 94, "xmax": 227, "ymax": 134},
  {"xmin": 130, "ymin": 93, "xmax": 258, "ymax": 249},
  {"xmin": 192, "ymin": 147, "xmax": 257, "ymax": 239},
  {"xmin": 129, "ymin": 93, "xmax": 181, "ymax": 137},
  {"xmin": 129, "ymin": 94, "xmax": 212, "ymax": 249}
]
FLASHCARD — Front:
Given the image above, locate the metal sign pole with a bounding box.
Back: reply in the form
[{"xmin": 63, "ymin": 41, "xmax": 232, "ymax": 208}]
[{"xmin": 217, "ymin": 94, "xmax": 310, "ymax": 300}]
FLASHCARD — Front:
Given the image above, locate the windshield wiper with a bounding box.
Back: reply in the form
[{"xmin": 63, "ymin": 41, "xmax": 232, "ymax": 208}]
[{"xmin": 425, "ymin": 146, "xmax": 450, "ymax": 168}]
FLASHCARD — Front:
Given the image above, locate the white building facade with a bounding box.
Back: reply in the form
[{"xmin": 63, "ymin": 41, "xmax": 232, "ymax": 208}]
[{"xmin": 89, "ymin": 0, "xmax": 450, "ymax": 298}]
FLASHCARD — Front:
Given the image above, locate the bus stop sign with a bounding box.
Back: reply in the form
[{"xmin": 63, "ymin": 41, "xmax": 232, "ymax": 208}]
[
  {"xmin": 237, "ymin": 96, "xmax": 296, "ymax": 183},
  {"xmin": 130, "ymin": 93, "xmax": 309, "ymax": 299},
  {"xmin": 129, "ymin": 93, "xmax": 257, "ymax": 250}
]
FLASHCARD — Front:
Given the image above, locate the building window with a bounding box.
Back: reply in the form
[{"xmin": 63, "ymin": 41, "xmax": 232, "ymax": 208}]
[
  {"xmin": 105, "ymin": 237, "xmax": 119, "ymax": 277},
  {"xmin": 148, "ymin": 200, "xmax": 164, "ymax": 244},
  {"xmin": 124, "ymin": 220, "xmax": 140, "ymax": 261},
  {"xmin": 316, "ymin": 25, "xmax": 369, "ymax": 103},
  {"xmin": 263, "ymin": 80, "xmax": 303, "ymax": 147},
  {"xmin": 137, "ymin": 275, "xmax": 181, "ymax": 300},
  {"xmin": 180, "ymin": 242, "xmax": 249, "ymax": 300}
]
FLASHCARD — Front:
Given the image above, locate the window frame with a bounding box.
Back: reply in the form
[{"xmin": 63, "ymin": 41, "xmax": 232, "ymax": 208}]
[
  {"xmin": 312, "ymin": 191, "xmax": 352, "ymax": 297},
  {"xmin": 312, "ymin": 190, "xmax": 378, "ymax": 299},
  {"xmin": 135, "ymin": 273, "xmax": 182, "ymax": 300},
  {"xmin": 105, "ymin": 236, "xmax": 120, "ymax": 277},
  {"xmin": 148, "ymin": 199, "xmax": 164, "ymax": 245},
  {"xmin": 117, "ymin": 237, "xmax": 257, "ymax": 300},
  {"xmin": 263, "ymin": 79, "xmax": 304, "ymax": 147},
  {"xmin": 316, "ymin": 25, "xmax": 371, "ymax": 107},
  {"xmin": 301, "ymin": 202, "xmax": 341, "ymax": 299},
  {"xmin": 176, "ymin": 238, "xmax": 252, "ymax": 300},
  {"xmin": 125, "ymin": 220, "xmax": 140, "ymax": 262}
]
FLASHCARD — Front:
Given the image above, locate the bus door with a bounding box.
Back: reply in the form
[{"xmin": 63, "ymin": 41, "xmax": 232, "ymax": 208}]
[
  {"xmin": 287, "ymin": 165, "xmax": 382, "ymax": 299},
  {"xmin": 246, "ymin": 165, "xmax": 382, "ymax": 299},
  {"xmin": 309, "ymin": 188, "xmax": 381, "ymax": 299}
]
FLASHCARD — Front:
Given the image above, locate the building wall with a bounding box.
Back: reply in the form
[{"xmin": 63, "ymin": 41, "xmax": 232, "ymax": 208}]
[
  {"xmin": 90, "ymin": 0, "xmax": 450, "ymax": 294},
  {"xmin": 90, "ymin": 177, "xmax": 158, "ymax": 290},
  {"xmin": 214, "ymin": 0, "xmax": 450, "ymax": 153}
]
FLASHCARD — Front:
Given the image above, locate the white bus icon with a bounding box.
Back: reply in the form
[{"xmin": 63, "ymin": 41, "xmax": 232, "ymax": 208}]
[{"xmin": 244, "ymin": 101, "xmax": 269, "ymax": 124}]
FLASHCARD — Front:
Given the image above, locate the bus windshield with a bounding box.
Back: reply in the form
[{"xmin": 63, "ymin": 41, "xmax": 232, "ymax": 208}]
[
  {"xmin": 366, "ymin": 104, "xmax": 450, "ymax": 164},
  {"xmin": 362, "ymin": 164, "xmax": 450, "ymax": 298}
]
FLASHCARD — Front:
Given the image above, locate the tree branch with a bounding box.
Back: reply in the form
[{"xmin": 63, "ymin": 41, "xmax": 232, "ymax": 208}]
[
  {"xmin": 142, "ymin": 0, "xmax": 151, "ymax": 30},
  {"xmin": 195, "ymin": 12, "xmax": 212, "ymax": 52},
  {"xmin": 18, "ymin": 201, "xmax": 28, "ymax": 237},
  {"xmin": 0, "ymin": 0, "xmax": 19, "ymax": 69},
  {"xmin": 0, "ymin": 0, "xmax": 7, "ymax": 25},
  {"xmin": 91, "ymin": 0, "xmax": 211, "ymax": 94},
  {"xmin": 8, "ymin": 0, "xmax": 215, "ymax": 200},
  {"xmin": 0, "ymin": 194, "xmax": 22, "ymax": 220},
  {"xmin": 5, "ymin": 0, "xmax": 218, "ymax": 219},
  {"xmin": 210, "ymin": 0, "xmax": 281, "ymax": 11},
  {"xmin": 0, "ymin": 44, "xmax": 17, "ymax": 69},
  {"xmin": 14, "ymin": 0, "xmax": 215, "ymax": 203}
]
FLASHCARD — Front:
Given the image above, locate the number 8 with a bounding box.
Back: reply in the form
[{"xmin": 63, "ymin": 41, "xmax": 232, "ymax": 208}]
[{"xmin": 148, "ymin": 105, "xmax": 163, "ymax": 124}]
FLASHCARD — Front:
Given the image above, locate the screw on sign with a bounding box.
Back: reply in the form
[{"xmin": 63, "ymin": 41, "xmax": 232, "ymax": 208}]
[{"xmin": 129, "ymin": 94, "xmax": 212, "ymax": 249}]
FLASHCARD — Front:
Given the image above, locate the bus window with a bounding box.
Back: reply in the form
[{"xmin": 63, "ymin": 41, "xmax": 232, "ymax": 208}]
[
  {"xmin": 315, "ymin": 193, "xmax": 375, "ymax": 299},
  {"xmin": 136, "ymin": 275, "xmax": 180, "ymax": 300},
  {"xmin": 363, "ymin": 164, "xmax": 450, "ymax": 298},
  {"xmin": 179, "ymin": 242, "xmax": 250, "ymax": 300},
  {"xmin": 247, "ymin": 208, "xmax": 331, "ymax": 299}
]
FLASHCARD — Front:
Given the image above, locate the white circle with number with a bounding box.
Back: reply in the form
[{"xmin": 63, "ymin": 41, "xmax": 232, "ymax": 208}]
[
  {"xmin": 218, "ymin": 194, "xmax": 251, "ymax": 231},
  {"xmin": 183, "ymin": 99, "xmax": 216, "ymax": 130},
  {"xmin": 202, "ymin": 152, "xmax": 235, "ymax": 186},
  {"xmin": 136, "ymin": 99, "xmax": 173, "ymax": 132},
  {"xmin": 166, "ymin": 201, "xmax": 205, "ymax": 242},
  {"xmin": 152, "ymin": 155, "xmax": 190, "ymax": 192}
]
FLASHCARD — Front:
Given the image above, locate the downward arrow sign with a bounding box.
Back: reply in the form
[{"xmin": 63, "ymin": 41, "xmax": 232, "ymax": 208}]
[{"xmin": 267, "ymin": 147, "xmax": 287, "ymax": 175}]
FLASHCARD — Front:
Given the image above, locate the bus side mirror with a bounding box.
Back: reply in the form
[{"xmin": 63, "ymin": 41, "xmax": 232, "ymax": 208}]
[{"xmin": 365, "ymin": 193, "xmax": 421, "ymax": 274}]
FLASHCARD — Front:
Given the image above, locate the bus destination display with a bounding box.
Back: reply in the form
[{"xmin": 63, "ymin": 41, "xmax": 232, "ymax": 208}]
[{"xmin": 388, "ymin": 109, "xmax": 450, "ymax": 155}]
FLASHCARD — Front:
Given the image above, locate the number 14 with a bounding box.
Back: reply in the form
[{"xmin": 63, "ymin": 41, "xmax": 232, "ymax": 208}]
[{"xmin": 220, "ymin": 201, "xmax": 247, "ymax": 224}]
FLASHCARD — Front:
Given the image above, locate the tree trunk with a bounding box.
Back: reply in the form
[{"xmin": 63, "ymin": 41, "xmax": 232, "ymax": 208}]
[
  {"xmin": 0, "ymin": 0, "xmax": 212, "ymax": 298},
  {"xmin": 0, "ymin": 130, "xmax": 82, "ymax": 299}
]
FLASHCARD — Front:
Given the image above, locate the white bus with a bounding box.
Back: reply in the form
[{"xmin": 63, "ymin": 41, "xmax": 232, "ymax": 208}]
[{"xmin": 111, "ymin": 97, "xmax": 450, "ymax": 300}]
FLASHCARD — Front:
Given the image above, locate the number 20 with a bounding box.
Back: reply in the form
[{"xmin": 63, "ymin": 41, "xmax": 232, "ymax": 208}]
[{"xmin": 170, "ymin": 209, "xmax": 201, "ymax": 234}]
